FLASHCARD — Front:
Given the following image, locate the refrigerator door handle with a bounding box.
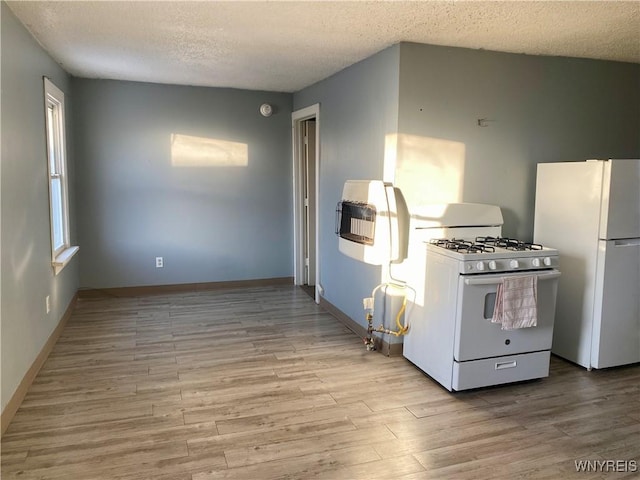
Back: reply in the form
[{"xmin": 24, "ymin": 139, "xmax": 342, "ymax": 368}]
[{"xmin": 613, "ymin": 238, "xmax": 640, "ymax": 247}]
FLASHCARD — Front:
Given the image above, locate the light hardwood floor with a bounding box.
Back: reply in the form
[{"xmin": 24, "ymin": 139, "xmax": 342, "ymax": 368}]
[{"xmin": 1, "ymin": 285, "xmax": 639, "ymax": 479}]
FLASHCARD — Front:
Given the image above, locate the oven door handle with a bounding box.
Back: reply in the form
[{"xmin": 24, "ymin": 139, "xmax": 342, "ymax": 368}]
[{"xmin": 464, "ymin": 271, "xmax": 561, "ymax": 286}]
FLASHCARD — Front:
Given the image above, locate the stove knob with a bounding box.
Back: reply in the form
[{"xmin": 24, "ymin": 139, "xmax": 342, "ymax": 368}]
[
  {"xmin": 543, "ymin": 257, "xmax": 552, "ymax": 266},
  {"xmin": 509, "ymin": 260, "xmax": 520, "ymax": 269},
  {"xmin": 476, "ymin": 262, "xmax": 485, "ymax": 271},
  {"xmin": 488, "ymin": 260, "xmax": 497, "ymax": 270},
  {"xmin": 532, "ymin": 258, "xmax": 541, "ymax": 267}
]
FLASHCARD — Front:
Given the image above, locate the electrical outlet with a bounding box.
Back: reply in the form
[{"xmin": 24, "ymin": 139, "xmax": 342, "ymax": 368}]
[
  {"xmin": 155, "ymin": 257, "xmax": 164, "ymax": 268},
  {"xmin": 45, "ymin": 295, "xmax": 51, "ymax": 314},
  {"xmin": 363, "ymin": 297, "xmax": 374, "ymax": 310}
]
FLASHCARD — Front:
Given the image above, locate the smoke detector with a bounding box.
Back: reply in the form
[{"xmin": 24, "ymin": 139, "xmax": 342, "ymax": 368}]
[{"xmin": 259, "ymin": 103, "xmax": 273, "ymax": 117}]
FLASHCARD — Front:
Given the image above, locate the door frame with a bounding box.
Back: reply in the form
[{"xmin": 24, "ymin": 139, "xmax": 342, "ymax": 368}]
[{"xmin": 292, "ymin": 104, "xmax": 320, "ymax": 303}]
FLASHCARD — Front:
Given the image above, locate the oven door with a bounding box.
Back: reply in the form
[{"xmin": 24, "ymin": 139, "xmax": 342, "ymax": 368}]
[{"xmin": 454, "ymin": 270, "xmax": 560, "ymax": 362}]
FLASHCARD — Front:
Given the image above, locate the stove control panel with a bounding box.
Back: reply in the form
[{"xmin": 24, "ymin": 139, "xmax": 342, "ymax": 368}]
[{"xmin": 461, "ymin": 255, "xmax": 558, "ymax": 274}]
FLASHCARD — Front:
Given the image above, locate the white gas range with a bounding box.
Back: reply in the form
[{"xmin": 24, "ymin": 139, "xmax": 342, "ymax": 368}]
[{"xmin": 403, "ymin": 204, "xmax": 561, "ymax": 391}]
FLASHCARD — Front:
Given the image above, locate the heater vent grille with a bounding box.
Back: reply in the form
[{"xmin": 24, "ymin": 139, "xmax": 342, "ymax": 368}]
[{"xmin": 336, "ymin": 201, "xmax": 376, "ymax": 245}]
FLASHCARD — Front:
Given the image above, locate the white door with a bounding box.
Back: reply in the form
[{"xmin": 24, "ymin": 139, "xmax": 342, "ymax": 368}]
[
  {"xmin": 292, "ymin": 104, "xmax": 320, "ymax": 301},
  {"xmin": 591, "ymin": 239, "xmax": 640, "ymax": 368},
  {"xmin": 303, "ymin": 120, "xmax": 316, "ymax": 286}
]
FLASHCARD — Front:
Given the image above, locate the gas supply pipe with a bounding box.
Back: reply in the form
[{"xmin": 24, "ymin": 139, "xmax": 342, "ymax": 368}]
[{"xmin": 362, "ymin": 282, "xmax": 411, "ymax": 351}]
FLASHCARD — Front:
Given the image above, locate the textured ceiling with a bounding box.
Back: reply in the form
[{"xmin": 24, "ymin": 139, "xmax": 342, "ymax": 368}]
[{"xmin": 7, "ymin": 1, "xmax": 640, "ymax": 93}]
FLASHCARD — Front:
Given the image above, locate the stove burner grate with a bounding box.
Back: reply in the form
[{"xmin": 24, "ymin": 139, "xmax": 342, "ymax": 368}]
[
  {"xmin": 430, "ymin": 238, "xmax": 496, "ymax": 253},
  {"xmin": 475, "ymin": 236, "xmax": 543, "ymax": 251}
]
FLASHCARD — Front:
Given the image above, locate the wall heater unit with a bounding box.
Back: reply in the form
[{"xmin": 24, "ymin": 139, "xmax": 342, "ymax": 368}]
[{"xmin": 336, "ymin": 180, "xmax": 409, "ymax": 265}]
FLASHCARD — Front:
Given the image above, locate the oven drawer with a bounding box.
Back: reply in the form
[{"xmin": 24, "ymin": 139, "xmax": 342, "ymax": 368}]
[{"xmin": 452, "ymin": 351, "xmax": 550, "ymax": 391}]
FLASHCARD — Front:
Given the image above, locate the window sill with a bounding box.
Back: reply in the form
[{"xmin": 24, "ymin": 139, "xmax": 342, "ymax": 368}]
[{"xmin": 53, "ymin": 246, "xmax": 79, "ymax": 275}]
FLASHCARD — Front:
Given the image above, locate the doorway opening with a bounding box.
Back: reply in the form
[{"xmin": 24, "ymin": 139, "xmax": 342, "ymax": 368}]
[{"xmin": 292, "ymin": 104, "xmax": 320, "ymax": 303}]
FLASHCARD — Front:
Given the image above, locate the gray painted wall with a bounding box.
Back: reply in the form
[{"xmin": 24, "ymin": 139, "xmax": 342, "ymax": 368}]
[
  {"xmin": 397, "ymin": 42, "xmax": 640, "ymax": 240},
  {"xmin": 293, "ymin": 41, "xmax": 640, "ymax": 338},
  {"xmin": 72, "ymin": 79, "xmax": 293, "ymax": 288},
  {"xmin": 1, "ymin": 3, "xmax": 79, "ymax": 411},
  {"xmin": 293, "ymin": 45, "xmax": 401, "ymax": 333}
]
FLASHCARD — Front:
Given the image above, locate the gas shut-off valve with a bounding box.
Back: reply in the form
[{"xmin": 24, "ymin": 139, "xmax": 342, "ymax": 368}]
[
  {"xmin": 362, "ymin": 289, "xmax": 409, "ymax": 352},
  {"xmin": 363, "ymin": 297, "xmax": 376, "ymax": 351}
]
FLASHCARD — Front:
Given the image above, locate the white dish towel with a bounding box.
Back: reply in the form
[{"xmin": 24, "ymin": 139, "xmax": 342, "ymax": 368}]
[{"xmin": 492, "ymin": 275, "xmax": 538, "ymax": 330}]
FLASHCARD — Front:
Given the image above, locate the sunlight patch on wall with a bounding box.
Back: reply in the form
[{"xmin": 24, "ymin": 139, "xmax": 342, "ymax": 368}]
[
  {"xmin": 171, "ymin": 134, "xmax": 248, "ymax": 167},
  {"xmin": 384, "ymin": 133, "xmax": 465, "ymax": 209},
  {"xmin": 13, "ymin": 242, "xmax": 34, "ymax": 281},
  {"xmin": 383, "ymin": 133, "xmax": 467, "ymax": 308}
]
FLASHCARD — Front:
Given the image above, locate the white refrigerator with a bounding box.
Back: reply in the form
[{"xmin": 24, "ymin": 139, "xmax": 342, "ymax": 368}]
[{"xmin": 534, "ymin": 159, "xmax": 640, "ymax": 369}]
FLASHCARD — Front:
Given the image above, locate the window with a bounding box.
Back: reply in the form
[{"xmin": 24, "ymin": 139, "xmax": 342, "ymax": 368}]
[{"xmin": 44, "ymin": 77, "xmax": 78, "ymax": 274}]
